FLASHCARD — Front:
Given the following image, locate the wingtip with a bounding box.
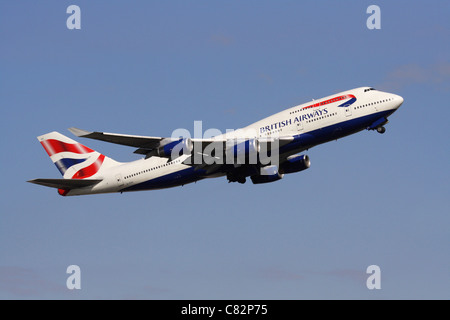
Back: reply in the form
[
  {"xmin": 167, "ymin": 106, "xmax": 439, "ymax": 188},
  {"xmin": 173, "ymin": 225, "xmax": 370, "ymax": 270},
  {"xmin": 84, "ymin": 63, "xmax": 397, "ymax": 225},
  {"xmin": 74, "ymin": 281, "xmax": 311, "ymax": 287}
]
[{"xmin": 68, "ymin": 127, "xmax": 91, "ymax": 137}]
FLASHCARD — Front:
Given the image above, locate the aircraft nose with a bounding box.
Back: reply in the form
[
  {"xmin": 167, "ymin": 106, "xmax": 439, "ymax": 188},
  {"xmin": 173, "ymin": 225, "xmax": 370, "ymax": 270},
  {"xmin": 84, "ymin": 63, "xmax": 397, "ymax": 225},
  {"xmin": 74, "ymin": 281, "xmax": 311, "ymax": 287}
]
[{"xmin": 394, "ymin": 94, "xmax": 404, "ymax": 109}]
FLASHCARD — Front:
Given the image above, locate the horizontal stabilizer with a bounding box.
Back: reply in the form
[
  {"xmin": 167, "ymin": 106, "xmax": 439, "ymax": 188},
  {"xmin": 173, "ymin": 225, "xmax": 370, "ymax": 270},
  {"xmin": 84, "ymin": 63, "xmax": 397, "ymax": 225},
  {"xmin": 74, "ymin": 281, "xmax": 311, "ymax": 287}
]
[{"xmin": 27, "ymin": 178, "xmax": 102, "ymax": 189}]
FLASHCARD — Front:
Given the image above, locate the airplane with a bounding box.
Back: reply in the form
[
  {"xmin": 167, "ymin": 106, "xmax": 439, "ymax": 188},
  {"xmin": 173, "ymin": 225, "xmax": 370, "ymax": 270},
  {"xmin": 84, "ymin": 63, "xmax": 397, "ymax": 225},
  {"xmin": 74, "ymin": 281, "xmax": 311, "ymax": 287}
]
[{"xmin": 28, "ymin": 86, "xmax": 403, "ymax": 196}]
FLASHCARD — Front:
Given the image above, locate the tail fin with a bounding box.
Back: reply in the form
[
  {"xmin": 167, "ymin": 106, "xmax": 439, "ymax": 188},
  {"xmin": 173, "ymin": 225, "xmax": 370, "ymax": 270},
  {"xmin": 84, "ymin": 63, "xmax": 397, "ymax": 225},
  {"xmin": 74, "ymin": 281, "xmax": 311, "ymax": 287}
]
[{"xmin": 38, "ymin": 131, "xmax": 120, "ymax": 179}]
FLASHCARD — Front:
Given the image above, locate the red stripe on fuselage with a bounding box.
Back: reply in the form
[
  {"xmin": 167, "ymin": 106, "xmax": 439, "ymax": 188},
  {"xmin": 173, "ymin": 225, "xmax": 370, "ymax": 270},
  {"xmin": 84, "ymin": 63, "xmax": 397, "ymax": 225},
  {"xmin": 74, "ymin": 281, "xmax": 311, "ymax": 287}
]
[
  {"xmin": 41, "ymin": 139, "xmax": 94, "ymax": 157},
  {"xmin": 302, "ymin": 94, "xmax": 356, "ymax": 110},
  {"xmin": 72, "ymin": 154, "xmax": 105, "ymax": 179}
]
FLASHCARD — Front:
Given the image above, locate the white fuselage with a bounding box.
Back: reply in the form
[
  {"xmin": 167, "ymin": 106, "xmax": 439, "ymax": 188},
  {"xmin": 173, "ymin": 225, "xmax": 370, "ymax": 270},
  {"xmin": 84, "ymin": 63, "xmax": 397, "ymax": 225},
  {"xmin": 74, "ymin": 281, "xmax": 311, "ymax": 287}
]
[{"xmin": 68, "ymin": 87, "xmax": 403, "ymax": 195}]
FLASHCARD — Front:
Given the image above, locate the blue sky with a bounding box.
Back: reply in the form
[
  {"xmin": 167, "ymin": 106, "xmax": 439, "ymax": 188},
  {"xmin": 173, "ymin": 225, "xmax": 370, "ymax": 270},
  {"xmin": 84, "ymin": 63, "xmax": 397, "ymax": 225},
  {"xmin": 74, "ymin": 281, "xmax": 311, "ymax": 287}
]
[{"xmin": 1, "ymin": 0, "xmax": 449, "ymax": 299}]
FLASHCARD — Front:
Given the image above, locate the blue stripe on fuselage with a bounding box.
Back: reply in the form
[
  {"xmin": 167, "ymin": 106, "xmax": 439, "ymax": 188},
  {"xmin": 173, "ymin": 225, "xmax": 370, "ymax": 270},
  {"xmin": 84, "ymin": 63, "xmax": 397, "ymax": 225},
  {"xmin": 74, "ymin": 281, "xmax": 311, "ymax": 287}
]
[
  {"xmin": 121, "ymin": 166, "xmax": 207, "ymax": 192},
  {"xmin": 338, "ymin": 97, "xmax": 357, "ymax": 108}
]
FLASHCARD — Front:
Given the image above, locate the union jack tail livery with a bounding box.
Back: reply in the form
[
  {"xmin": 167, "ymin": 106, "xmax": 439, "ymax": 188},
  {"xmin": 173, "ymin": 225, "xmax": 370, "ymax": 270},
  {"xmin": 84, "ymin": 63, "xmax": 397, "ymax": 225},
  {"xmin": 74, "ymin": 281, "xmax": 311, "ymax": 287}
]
[
  {"xmin": 38, "ymin": 131, "xmax": 119, "ymax": 179},
  {"xmin": 29, "ymin": 132, "xmax": 121, "ymax": 196}
]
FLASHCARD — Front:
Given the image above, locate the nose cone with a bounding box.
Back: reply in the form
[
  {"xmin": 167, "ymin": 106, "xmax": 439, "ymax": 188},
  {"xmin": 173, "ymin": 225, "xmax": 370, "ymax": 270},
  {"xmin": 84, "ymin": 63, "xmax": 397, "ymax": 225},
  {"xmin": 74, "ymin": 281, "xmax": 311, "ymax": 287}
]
[{"xmin": 395, "ymin": 95, "xmax": 404, "ymax": 109}]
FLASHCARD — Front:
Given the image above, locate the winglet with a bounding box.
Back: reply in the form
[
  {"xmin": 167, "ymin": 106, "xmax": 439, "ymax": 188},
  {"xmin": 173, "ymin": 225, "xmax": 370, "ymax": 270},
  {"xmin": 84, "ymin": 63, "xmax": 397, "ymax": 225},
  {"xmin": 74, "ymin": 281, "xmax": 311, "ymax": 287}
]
[{"xmin": 68, "ymin": 127, "xmax": 92, "ymax": 137}]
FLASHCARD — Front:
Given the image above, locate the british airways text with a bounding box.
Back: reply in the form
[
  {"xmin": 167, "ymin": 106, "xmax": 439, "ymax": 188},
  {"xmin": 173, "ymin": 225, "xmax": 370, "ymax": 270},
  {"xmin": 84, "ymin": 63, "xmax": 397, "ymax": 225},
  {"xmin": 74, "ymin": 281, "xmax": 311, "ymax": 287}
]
[{"xmin": 260, "ymin": 108, "xmax": 329, "ymax": 133}]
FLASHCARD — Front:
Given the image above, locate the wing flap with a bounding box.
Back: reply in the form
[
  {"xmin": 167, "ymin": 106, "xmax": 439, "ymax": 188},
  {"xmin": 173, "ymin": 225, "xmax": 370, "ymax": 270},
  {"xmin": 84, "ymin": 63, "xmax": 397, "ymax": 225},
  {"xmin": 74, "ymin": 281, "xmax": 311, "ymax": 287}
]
[{"xmin": 27, "ymin": 178, "xmax": 102, "ymax": 189}]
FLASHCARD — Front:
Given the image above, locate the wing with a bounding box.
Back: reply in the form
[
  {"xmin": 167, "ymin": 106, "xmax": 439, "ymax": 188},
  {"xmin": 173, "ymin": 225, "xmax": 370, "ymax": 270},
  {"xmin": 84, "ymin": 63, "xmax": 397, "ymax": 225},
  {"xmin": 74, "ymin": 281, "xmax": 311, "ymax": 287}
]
[
  {"xmin": 69, "ymin": 127, "xmax": 223, "ymax": 158},
  {"xmin": 69, "ymin": 127, "xmax": 295, "ymax": 175},
  {"xmin": 69, "ymin": 127, "xmax": 164, "ymax": 149},
  {"xmin": 70, "ymin": 127, "xmax": 293, "ymax": 153}
]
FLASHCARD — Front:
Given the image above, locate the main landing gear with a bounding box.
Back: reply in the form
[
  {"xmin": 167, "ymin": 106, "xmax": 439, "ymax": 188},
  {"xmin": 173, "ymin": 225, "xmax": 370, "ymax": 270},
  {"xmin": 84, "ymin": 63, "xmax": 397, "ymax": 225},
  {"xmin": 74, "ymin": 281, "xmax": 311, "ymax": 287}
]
[
  {"xmin": 376, "ymin": 126, "xmax": 386, "ymax": 134},
  {"xmin": 227, "ymin": 173, "xmax": 246, "ymax": 184}
]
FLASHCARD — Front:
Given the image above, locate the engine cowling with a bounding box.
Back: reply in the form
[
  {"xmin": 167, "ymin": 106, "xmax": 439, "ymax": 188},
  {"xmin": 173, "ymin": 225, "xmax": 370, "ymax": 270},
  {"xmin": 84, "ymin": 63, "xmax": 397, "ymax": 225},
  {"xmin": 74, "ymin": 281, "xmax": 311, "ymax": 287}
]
[
  {"xmin": 227, "ymin": 139, "xmax": 260, "ymax": 163},
  {"xmin": 250, "ymin": 165, "xmax": 284, "ymax": 184},
  {"xmin": 280, "ymin": 154, "xmax": 310, "ymax": 174},
  {"xmin": 155, "ymin": 138, "xmax": 193, "ymax": 159}
]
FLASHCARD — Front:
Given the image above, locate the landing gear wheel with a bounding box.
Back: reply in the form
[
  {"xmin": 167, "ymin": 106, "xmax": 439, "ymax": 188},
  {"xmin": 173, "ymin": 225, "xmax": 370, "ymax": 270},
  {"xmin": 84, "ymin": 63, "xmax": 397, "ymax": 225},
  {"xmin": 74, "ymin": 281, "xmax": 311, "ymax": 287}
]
[
  {"xmin": 238, "ymin": 177, "xmax": 246, "ymax": 184},
  {"xmin": 376, "ymin": 126, "xmax": 386, "ymax": 134}
]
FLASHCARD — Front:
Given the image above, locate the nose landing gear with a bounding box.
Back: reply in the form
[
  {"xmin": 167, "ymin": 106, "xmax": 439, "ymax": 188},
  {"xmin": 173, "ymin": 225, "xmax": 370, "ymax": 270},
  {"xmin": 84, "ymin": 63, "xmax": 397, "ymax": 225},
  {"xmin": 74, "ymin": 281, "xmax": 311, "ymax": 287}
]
[{"xmin": 376, "ymin": 126, "xmax": 386, "ymax": 134}]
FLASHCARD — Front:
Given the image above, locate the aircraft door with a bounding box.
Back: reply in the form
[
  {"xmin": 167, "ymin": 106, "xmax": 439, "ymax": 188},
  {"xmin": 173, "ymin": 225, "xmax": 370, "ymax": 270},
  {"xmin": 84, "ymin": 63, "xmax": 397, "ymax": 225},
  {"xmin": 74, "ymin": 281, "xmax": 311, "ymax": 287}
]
[
  {"xmin": 345, "ymin": 106, "xmax": 352, "ymax": 117},
  {"xmin": 115, "ymin": 174, "xmax": 124, "ymax": 187}
]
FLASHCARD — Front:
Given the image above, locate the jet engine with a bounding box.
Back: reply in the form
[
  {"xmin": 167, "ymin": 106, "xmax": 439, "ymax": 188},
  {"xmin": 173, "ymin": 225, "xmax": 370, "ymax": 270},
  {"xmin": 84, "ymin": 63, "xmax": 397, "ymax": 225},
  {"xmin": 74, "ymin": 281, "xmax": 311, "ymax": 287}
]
[
  {"xmin": 226, "ymin": 139, "xmax": 260, "ymax": 164},
  {"xmin": 250, "ymin": 165, "xmax": 284, "ymax": 184},
  {"xmin": 152, "ymin": 138, "xmax": 193, "ymax": 159},
  {"xmin": 280, "ymin": 154, "xmax": 310, "ymax": 174}
]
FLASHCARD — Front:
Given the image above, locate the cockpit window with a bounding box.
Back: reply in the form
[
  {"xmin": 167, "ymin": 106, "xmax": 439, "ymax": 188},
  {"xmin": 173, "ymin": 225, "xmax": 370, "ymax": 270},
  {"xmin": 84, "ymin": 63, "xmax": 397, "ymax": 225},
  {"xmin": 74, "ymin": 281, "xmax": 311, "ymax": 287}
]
[{"xmin": 364, "ymin": 87, "xmax": 376, "ymax": 92}]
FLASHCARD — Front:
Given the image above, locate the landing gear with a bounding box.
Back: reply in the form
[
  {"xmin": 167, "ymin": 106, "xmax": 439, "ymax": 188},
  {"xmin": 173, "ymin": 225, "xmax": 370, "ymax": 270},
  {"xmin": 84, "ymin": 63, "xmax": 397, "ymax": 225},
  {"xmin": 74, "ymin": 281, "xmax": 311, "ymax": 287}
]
[
  {"xmin": 237, "ymin": 177, "xmax": 246, "ymax": 184},
  {"xmin": 227, "ymin": 173, "xmax": 246, "ymax": 184},
  {"xmin": 376, "ymin": 126, "xmax": 386, "ymax": 134}
]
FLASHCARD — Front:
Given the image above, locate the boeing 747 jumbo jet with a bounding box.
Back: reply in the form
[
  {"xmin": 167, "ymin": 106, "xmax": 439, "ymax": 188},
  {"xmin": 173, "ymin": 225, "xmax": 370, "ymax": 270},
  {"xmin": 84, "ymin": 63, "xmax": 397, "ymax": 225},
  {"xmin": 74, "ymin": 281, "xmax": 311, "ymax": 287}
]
[{"xmin": 29, "ymin": 87, "xmax": 403, "ymax": 196}]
